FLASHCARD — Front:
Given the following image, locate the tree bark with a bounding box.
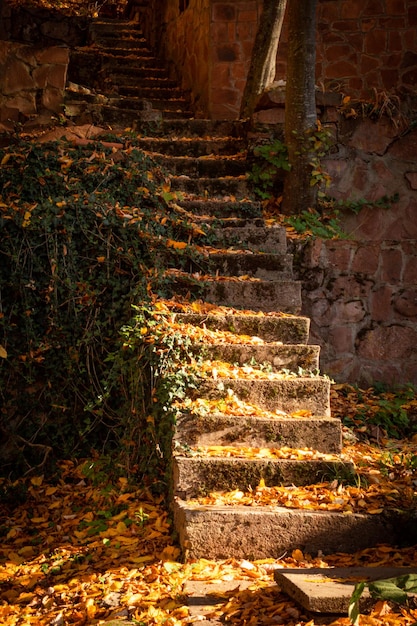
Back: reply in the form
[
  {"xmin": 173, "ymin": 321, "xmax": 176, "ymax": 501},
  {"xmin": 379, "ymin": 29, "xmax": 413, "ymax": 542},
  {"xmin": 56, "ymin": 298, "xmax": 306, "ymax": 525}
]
[
  {"xmin": 281, "ymin": 0, "xmax": 318, "ymax": 215},
  {"xmin": 239, "ymin": 0, "xmax": 287, "ymax": 120}
]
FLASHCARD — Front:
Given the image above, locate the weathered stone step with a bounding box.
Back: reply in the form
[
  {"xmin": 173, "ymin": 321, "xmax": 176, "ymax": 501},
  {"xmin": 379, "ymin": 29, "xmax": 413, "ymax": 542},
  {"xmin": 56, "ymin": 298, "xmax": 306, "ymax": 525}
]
[
  {"xmin": 202, "ymin": 278, "xmax": 301, "ymax": 313},
  {"xmin": 119, "ymin": 86, "xmax": 186, "ymax": 99},
  {"xmin": 177, "ymin": 199, "xmax": 261, "ymax": 218},
  {"xmin": 172, "ymin": 313, "xmax": 310, "ymax": 344},
  {"xmin": 173, "ymin": 500, "xmax": 401, "ymax": 559},
  {"xmin": 92, "ymin": 46, "xmax": 155, "ymax": 57},
  {"xmin": 90, "ymin": 18, "xmax": 142, "ymax": 33},
  {"xmin": 106, "ymin": 66, "xmax": 169, "ymax": 79},
  {"xmin": 194, "ymin": 376, "xmax": 330, "ymax": 416},
  {"xmin": 111, "ymin": 96, "xmax": 191, "ymax": 112},
  {"xmin": 208, "ymin": 252, "xmax": 293, "ymax": 279},
  {"xmin": 170, "ymin": 176, "xmax": 250, "ymax": 198},
  {"xmin": 93, "ymin": 37, "xmax": 149, "ymax": 49},
  {"xmin": 194, "ymin": 343, "xmax": 319, "ymax": 372},
  {"xmin": 136, "ymin": 137, "xmax": 246, "ymax": 157},
  {"xmin": 134, "ymin": 118, "xmax": 247, "ymax": 138},
  {"xmin": 114, "ymin": 76, "xmax": 179, "ymax": 89},
  {"xmin": 209, "ymin": 225, "xmax": 287, "ymax": 253},
  {"xmin": 152, "ymin": 155, "xmax": 247, "ymax": 178},
  {"xmin": 173, "ymin": 456, "xmax": 348, "ymax": 499},
  {"xmin": 99, "ymin": 104, "xmax": 192, "ymax": 126},
  {"xmin": 175, "ymin": 413, "xmax": 342, "ymax": 454}
]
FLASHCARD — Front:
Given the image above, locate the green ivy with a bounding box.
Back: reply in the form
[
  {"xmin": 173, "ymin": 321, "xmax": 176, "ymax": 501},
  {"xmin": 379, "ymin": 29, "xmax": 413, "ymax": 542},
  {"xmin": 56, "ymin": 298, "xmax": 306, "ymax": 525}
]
[{"xmin": 0, "ymin": 137, "xmax": 207, "ymax": 481}]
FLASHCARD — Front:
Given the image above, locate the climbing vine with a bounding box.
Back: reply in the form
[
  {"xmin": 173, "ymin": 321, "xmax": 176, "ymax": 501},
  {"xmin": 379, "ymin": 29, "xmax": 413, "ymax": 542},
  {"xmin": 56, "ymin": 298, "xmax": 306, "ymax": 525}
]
[{"xmin": 0, "ymin": 136, "xmax": 206, "ymax": 481}]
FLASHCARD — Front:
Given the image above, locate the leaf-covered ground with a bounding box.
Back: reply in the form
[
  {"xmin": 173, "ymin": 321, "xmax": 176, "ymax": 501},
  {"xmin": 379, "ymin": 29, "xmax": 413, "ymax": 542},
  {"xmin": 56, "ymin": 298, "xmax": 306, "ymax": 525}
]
[{"xmin": 2, "ymin": 381, "xmax": 417, "ymax": 626}]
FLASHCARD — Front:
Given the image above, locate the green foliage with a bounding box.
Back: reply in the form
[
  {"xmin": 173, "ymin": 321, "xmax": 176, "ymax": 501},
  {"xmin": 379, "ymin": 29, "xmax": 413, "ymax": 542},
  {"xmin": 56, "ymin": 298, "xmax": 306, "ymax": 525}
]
[
  {"xmin": 349, "ymin": 574, "xmax": 417, "ymax": 625},
  {"xmin": 0, "ymin": 137, "xmax": 206, "ymax": 480},
  {"xmin": 248, "ymin": 139, "xmax": 290, "ymax": 199},
  {"xmin": 342, "ymin": 384, "xmax": 417, "ymax": 439},
  {"xmin": 284, "ymin": 192, "xmax": 400, "ymax": 240}
]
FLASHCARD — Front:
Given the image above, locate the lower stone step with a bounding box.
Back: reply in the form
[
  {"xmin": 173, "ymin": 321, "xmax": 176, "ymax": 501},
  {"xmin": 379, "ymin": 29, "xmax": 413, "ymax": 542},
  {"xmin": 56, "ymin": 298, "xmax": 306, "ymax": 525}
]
[
  {"xmin": 172, "ymin": 313, "xmax": 311, "ymax": 345},
  {"xmin": 136, "ymin": 137, "xmax": 247, "ymax": 157},
  {"xmin": 208, "ymin": 252, "xmax": 293, "ymax": 280},
  {"xmin": 173, "ymin": 500, "xmax": 403, "ymax": 559},
  {"xmin": 195, "ymin": 377, "xmax": 330, "ymax": 416},
  {"xmin": 175, "ymin": 413, "xmax": 342, "ymax": 454},
  {"xmin": 202, "ymin": 279, "xmax": 301, "ymax": 313},
  {"xmin": 173, "ymin": 456, "xmax": 348, "ymax": 498},
  {"xmin": 176, "ymin": 200, "xmax": 262, "ymax": 218},
  {"xmin": 195, "ymin": 343, "xmax": 320, "ymax": 373},
  {"xmin": 209, "ymin": 225, "xmax": 287, "ymax": 253},
  {"xmin": 170, "ymin": 176, "xmax": 250, "ymax": 198}
]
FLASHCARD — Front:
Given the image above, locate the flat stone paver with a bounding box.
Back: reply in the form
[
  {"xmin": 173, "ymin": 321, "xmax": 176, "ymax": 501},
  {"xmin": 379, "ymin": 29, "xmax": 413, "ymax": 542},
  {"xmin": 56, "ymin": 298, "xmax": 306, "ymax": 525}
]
[{"xmin": 275, "ymin": 566, "xmax": 417, "ymax": 613}]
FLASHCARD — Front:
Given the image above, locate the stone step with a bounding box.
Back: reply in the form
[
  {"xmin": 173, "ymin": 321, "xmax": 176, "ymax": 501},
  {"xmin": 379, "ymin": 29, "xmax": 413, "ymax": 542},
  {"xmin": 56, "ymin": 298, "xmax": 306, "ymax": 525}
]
[
  {"xmin": 202, "ymin": 278, "xmax": 301, "ymax": 313},
  {"xmin": 173, "ymin": 500, "xmax": 402, "ymax": 559},
  {"xmin": 193, "ymin": 343, "xmax": 319, "ymax": 372},
  {"xmin": 119, "ymin": 86, "xmax": 186, "ymax": 99},
  {"xmin": 152, "ymin": 155, "xmax": 247, "ymax": 178},
  {"xmin": 194, "ymin": 376, "xmax": 330, "ymax": 416},
  {"xmin": 136, "ymin": 137, "xmax": 247, "ymax": 157},
  {"xmin": 109, "ymin": 95, "xmax": 191, "ymax": 112},
  {"xmin": 113, "ymin": 76, "xmax": 179, "ymax": 89},
  {"xmin": 106, "ymin": 66, "xmax": 170, "ymax": 80},
  {"xmin": 175, "ymin": 413, "xmax": 342, "ymax": 454},
  {"xmin": 170, "ymin": 175, "xmax": 250, "ymax": 198},
  {"xmin": 208, "ymin": 225, "xmax": 287, "ymax": 253},
  {"xmin": 93, "ymin": 37, "xmax": 149, "ymax": 49},
  {"xmin": 134, "ymin": 118, "xmax": 248, "ymax": 138},
  {"xmin": 173, "ymin": 456, "xmax": 348, "ymax": 499},
  {"xmin": 171, "ymin": 313, "xmax": 311, "ymax": 344},
  {"xmin": 90, "ymin": 18, "xmax": 142, "ymax": 33},
  {"xmin": 99, "ymin": 104, "xmax": 192, "ymax": 126},
  {"xmin": 207, "ymin": 252, "xmax": 293, "ymax": 279},
  {"xmin": 176, "ymin": 199, "xmax": 262, "ymax": 219}
]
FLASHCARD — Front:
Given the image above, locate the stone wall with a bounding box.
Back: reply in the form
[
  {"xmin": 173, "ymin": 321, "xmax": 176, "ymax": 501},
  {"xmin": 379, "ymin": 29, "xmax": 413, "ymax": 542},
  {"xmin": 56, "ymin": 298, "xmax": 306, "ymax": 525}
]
[
  {"xmin": 288, "ymin": 0, "xmax": 417, "ymax": 100},
  {"xmin": 0, "ymin": 42, "xmax": 69, "ymax": 125},
  {"xmin": 160, "ymin": 0, "xmax": 417, "ymax": 120},
  {"xmin": 293, "ymin": 238, "xmax": 417, "ymax": 386},
  {"xmin": 0, "ymin": 3, "xmax": 88, "ymax": 128},
  {"xmin": 160, "ymin": 0, "xmax": 211, "ymax": 115},
  {"xmin": 159, "ymin": 0, "xmax": 261, "ymax": 118}
]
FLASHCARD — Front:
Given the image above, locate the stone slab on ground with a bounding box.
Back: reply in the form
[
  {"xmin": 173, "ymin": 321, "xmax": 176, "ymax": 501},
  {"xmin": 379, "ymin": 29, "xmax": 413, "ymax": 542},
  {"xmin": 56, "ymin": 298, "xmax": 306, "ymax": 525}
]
[
  {"xmin": 275, "ymin": 566, "xmax": 417, "ymax": 614},
  {"xmin": 184, "ymin": 579, "xmax": 256, "ymax": 625}
]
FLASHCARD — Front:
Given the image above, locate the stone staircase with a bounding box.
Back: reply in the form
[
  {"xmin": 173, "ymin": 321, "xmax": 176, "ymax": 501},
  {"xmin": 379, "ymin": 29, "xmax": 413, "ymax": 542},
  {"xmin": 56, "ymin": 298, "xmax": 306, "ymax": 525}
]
[{"xmin": 65, "ymin": 17, "xmax": 398, "ymax": 559}]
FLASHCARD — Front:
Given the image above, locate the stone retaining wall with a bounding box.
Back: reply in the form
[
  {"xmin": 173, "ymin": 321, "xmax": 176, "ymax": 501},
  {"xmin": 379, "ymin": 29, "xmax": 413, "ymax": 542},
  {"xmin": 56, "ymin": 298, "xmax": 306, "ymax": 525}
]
[
  {"xmin": 160, "ymin": 0, "xmax": 261, "ymax": 118},
  {"xmin": 0, "ymin": 42, "xmax": 69, "ymax": 125},
  {"xmin": 292, "ymin": 238, "xmax": 417, "ymax": 386}
]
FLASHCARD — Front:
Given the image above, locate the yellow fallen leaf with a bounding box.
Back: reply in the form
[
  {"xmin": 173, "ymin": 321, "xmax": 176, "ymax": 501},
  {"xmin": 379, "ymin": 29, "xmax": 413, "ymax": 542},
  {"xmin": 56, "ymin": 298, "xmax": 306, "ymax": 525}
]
[
  {"xmin": 0, "ymin": 345, "xmax": 7, "ymax": 358},
  {"xmin": 292, "ymin": 549, "xmax": 304, "ymax": 562}
]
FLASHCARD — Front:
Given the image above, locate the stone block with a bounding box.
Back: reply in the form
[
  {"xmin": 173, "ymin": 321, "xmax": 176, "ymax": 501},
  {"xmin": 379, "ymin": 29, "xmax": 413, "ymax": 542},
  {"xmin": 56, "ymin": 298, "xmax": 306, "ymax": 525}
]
[
  {"xmin": 393, "ymin": 288, "xmax": 417, "ymax": 317},
  {"xmin": 357, "ymin": 324, "xmax": 417, "ymax": 360},
  {"xmin": 380, "ymin": 248, "xmax": 403, "ymax": 283},
  {"xmin": 334, "ymin": 300, "xmax": 366, "ymax": 324},
  {"xmin": 328, "ymin": 325, "xmax": 354, "ymax": 353},
  {"xmin": 351, "ymin": 243, "xmax": 380, "ymax": 274},
  {"xmin": 3, "ymin": 59, "xmax": 34, "ymax": 94},
  {"xmin": 370, "ymin": 285, "xmax": 394, "ymax": 322}
]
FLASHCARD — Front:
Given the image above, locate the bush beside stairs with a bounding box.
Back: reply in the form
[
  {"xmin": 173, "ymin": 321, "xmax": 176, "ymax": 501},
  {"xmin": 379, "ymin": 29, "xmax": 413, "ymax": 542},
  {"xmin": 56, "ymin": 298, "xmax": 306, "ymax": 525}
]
[{"xmin": 65, "ymin": 16, "xmax": 399, "ymax": 560}]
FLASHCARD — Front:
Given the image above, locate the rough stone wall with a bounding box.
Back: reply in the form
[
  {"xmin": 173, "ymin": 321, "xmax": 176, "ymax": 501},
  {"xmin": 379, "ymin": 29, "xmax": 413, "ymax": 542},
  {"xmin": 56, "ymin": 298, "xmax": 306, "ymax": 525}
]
[
  {"xmin": 160, "ymin": 0, "xmax": 261, "ymax": 118},
  {"xmin": 0, "ymin": 42, "xmax": 69, "ymax": 124},
  {"xmin": 208, "ymin": 0, "xmax": 261, "ymax": 119},
  {"xmin": 159, "ymin": 0, "xmax": 211, "ymax": 115},
  {"xmin": 293, "ymin": 238, "xmax": 417, "ymax": 386},
  {"xmin": 275, "ymin": 0, "xmax": 417, "ymax": 100},
  {"xmin": 162, "ymin": 0, "xmax": 417, "ymax": 120}
]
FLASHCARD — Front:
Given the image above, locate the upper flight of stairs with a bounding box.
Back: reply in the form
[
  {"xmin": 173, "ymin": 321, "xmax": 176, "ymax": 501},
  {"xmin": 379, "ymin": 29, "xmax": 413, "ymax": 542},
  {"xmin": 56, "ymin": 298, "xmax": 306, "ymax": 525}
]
[{"xmin": 65, "ymin": 17, "xmax": 400, "ymax": 559}]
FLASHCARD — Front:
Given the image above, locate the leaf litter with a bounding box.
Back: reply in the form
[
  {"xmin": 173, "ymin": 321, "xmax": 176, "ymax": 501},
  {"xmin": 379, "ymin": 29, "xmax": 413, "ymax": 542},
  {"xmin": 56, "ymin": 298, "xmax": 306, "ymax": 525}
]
[{"xmin": 1, "ymin": 460, "xmax": 417, "ymax": 625}]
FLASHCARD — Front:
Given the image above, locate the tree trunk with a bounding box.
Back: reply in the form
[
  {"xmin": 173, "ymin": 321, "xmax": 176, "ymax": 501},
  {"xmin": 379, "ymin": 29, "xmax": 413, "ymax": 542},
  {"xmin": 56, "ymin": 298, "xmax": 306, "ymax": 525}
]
[
  {"xmin": 239, "ymin": 0, "xmax": 287, "ymax": 120},
  {"xmin": 281, "ymin": 0, "xmax": 318, "ymax": 215}
]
